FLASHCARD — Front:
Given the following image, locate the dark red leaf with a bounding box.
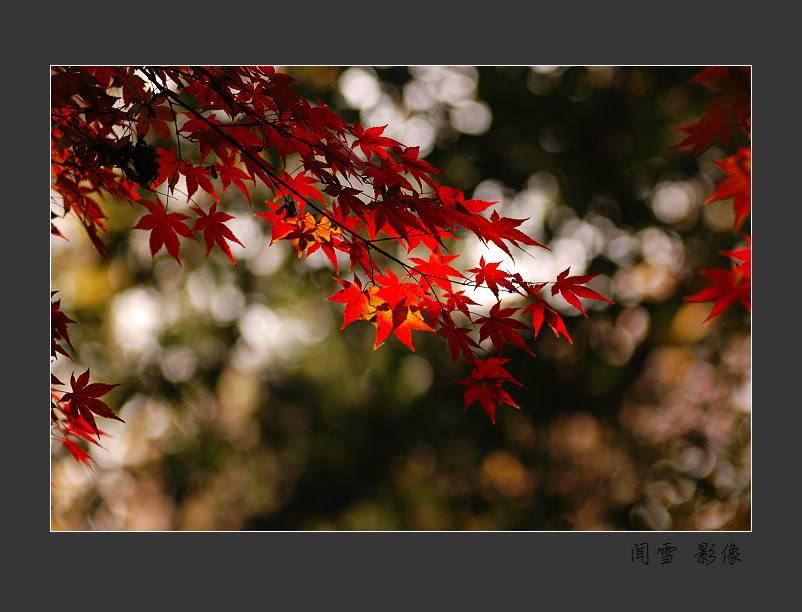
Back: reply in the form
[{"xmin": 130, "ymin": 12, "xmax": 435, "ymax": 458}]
[
  {"xmin": 457, "ymin": 358, "xmax": 522, "ymax": 423},
  {"xmin": 476, "ymin": 302, "xmax": 534, "ymax": 357},
  {"xmin": 191, "ymin": 203, "xmax": 245, "ymax": 265},
  {"xmin": 60, "ymin": 369, "xmax": 122, "ymax": 436},
  {"xmin": 706, "ymin": 148, "xmax": 751, "ymax": 231},
  {"xmin": 133, "ymin": 198, "xmax": 198, "ymax": 265},
  {"xmin": 51, "ymin": 294, "xmax": 75, "ymax": 359},
  {"xmin": 685, "ymin": 266, "xmax": 750, "ymax": 322},
  {"xmin": 550, "ymin": 268, "xmax": 614, "ymax": 316}
]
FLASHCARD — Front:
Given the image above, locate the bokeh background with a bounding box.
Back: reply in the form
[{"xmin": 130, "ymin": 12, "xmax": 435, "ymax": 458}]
[{"xmin": 50, "ymin": 66, "xmax": 751, "ymax": 531}]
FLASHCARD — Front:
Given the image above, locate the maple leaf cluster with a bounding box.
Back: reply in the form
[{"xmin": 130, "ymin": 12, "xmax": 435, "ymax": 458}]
[
  {"xmin": 51, "ymin": 65, "xmax": 616, "ymax": 471},
  {"xmin": 51, "ymin": 293, "xmax": 120, "ymax": 471},
  {"xmin": 671, "ymin": 67, "xmax": 750, "ymax": 159},
  {"xmin": 672, "ymin": 67, "xmax": 751, "ymax": 322}
]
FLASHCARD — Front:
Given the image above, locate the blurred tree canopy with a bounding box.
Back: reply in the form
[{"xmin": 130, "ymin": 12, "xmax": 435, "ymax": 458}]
[{"xmin": 51, "ymin": 66, "xmax": 750, "ymax": 531}]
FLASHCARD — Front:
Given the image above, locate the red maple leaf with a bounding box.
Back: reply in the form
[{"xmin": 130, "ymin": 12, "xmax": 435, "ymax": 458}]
[
  {"xmin": 115, "ymin": 69, "xmax": 150, "ymax": 105},
  {"xmin": 434, "ymin": 182, "xmax": 494, "ymax": 215},
  {"xmin": 487, "ymin": 210, "xmax": 548, "ymax": 254},
  {"xmin": 444, "ymin": 290, "xmax": 480, "ymax": 318},
  {"xmin": 468, "ymin": 257, "xmax": 519, "ymax": 297},
  {"xmin": 304, "ymin": 99, "xmax": 347, "ymax": 137},
  {"xmin": 51, "ymin": 292, "xmax": 75, "ymax": 359},
  {"xmin": 64, "ymin": 411, "xmax": 109, "ymax": 446},
  {"xmin": 327, "ymin": 275, "xmax": 375, "ymax": 329},
  {"xmin": 476, "ymin": 302, "xmax": 535, "ymax": 356},
  {"xmin": 328, "ymin": 271, "xmax": 435, "ymax": 351},
  {"xmin": 408, "ymin": 251, "xmax": 465, "ymax": 292},
  {"xmin": 690, "ymin": 66, "xmax": 751, "ymax": 128},
  {"xmin": 344, "ymin": 235, "xmax": 378, "ymax": 276},
  {"xmin": 191, "ymin": 203, "xmax": 245, "ymax": 266},
  {"xmin": 457, "ymin": 357, "xmax": 522, "ymax": 423},
  {"xmin": 551, "ymin": 268, "xmax": 614, "ymax": 316},
  {"xmin": 366, "ymin": 159, "xmax": 413, "ymax": 197},
  {"xmin": 523, "ymin": 298, "xmax": 573, "ymax": 343},
  {"xmin": 396, "ymin": 145, "xmax": 443, "ymax": 188},
  {"xmin": 178, "ymin": 116, "xmax": 231, "ymax": 164},
  {"xmin": 373, "ymin": 299, "xmax": 435, "ymax": 351},
  {"xmin": 179, "ymin": 160, "xmax": 220, "ymax": 202},
  {"xmin": 331, "ymin": 186, "xmax": 368, "ymax": 220},
  {"xmin": 371, "ymin": 269, "xmax": 435, "ymax": 351},
  {"xmin": 373, "ymin": 268, "xmax": 427, "ymax": 305},
  {"xmin": 685, "ymin": 265, "xmax": 750, "ymax": 322},
  {"xmin": 136, "ymin": 96, "xmax": 174, "ymax": 142},
  {"xmin": 60, "ymin": 369, "xmax": 122, "ymax": 436},
  {"xmin": 672, "ymin": 109, "xmax": 733, "ymax": 158},
  {"xmin": 154, "ymin": 146, "xmax": 182, "ymax": 191},
  {"xmin": 351, "ymin": 122, "xmax": 399, "ymax": 161},
  {"xmin": 216, "ymin": 162, "xmax": 254, "ymax": 206},
  {"xmin": 274, "ymin": 170, "xmax": 328, "ymax": 211},
  {"xmin": 706, "ymin": 147, "xmax": 751, "ymax": 231},
  {"xmin": 61, "ymin": 437, "xmax": 95, "ymax": 469},
  {"xmin": 133, "ymin": 198, "xmax": 198, "ymax": 265},
  {"xmin": 260, "ymin": 208, "xmax": 344, "ymax": 273},
  {"xmin": 672, "ymin": 66, "xmax": 750, "ymax": 157},
  {"xmin": 437, "ymin": 321, "xmax": 479, "ymax": 362},
  {"xmin": 721, "ymin": 235, "xmax": 751, "ymax": 278}
]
